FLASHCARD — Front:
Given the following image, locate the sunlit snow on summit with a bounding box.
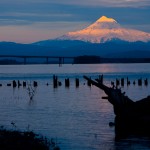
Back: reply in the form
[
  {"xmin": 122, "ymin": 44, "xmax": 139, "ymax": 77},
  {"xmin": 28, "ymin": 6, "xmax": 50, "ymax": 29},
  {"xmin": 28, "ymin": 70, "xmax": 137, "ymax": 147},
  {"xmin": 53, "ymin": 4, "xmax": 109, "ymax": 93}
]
[
  {"xmin": 58, "ymin": 16, "xmax": 150, "ymax": 43},
  {"xmin": 96, "ymin": 16, "xmax": 117, "ymax": 23}
]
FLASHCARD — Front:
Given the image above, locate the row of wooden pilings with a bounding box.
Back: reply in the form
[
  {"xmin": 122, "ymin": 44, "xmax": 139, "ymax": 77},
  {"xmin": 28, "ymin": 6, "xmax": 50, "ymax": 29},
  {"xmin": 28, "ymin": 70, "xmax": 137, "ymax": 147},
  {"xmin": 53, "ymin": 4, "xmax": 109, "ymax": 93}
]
[
  {"xmin": 52, "ymin": 74, "xmax": 104, "ymax": 88},
  {"xmin": 112, "ymin": 77, "xmax": 148, "ymax": 87},
  {"xmin": 85, "ymin": 76, "xmax": 149, "ymax": 87},
  {"xmin": 0, "ymin": 75, "xmax": 148, "ymax": 89},
  {"xmin": 0, "ymin": 80, "xmax": 38, "ymax": 88},
  {"xmin": 53, "ymin": 75, "xmax": 79, "ymax": 88}
]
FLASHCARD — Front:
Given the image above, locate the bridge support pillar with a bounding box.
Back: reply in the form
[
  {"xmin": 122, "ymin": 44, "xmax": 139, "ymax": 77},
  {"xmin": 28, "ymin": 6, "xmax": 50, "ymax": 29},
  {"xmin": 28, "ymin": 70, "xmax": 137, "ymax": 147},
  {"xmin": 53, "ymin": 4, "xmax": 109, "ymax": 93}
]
[
  {"xmin": 59, "ymin": 57, "xmax": 62, "ymax": 67},
  {"xmin": 46, "ymin": 57, "xmax": 49, "ymax": 64},
  {"xmin": 24, "ymin": 57, "xmax": 27, "ymax": 64}
]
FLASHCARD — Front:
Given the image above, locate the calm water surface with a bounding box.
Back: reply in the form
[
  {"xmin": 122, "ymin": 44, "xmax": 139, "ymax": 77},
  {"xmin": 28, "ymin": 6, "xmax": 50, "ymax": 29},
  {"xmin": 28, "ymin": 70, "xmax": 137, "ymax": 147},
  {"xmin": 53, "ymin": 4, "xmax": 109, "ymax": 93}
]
[{"xmin": 0, "ymin": 64, "xmax": 150, "ymax": 150}]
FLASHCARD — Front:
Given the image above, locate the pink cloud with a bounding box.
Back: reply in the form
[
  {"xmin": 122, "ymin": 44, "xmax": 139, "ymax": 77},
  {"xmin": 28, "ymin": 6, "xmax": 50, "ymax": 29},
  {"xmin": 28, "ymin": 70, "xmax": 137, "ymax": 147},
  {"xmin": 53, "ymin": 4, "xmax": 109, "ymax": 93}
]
[{"xmin": 0, "ymin": 22, "xmax": 88, "ymax": 43}]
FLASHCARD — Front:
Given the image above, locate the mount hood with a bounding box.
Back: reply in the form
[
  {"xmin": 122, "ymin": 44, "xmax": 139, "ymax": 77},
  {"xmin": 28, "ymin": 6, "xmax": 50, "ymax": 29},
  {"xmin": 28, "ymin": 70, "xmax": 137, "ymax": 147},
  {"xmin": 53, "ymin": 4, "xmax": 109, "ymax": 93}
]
[{"xmin": 58, "ymin": 16, "xmax": 150, "ymax": 43}]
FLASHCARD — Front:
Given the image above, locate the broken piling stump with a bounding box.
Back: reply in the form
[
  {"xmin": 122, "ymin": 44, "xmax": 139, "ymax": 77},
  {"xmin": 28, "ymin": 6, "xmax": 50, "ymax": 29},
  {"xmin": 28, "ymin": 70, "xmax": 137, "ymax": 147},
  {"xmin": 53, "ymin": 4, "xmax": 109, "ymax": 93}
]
[
  {"xmin": 53, "ymin": 75, "xmax": 58, "ymax": 88},
  {"xmin": 33, "ymin": 81, "xmax": 38, "ymax": 87},
  {"xmin": 121, "ymin": 78, "xmax": 124, "ymax": 87},
  {"xmin": 138, "ymin": 78, "xmax": 142, "ymax": 86},
  {"xmin": 65, "ymin": 78, "xmax": 70, "ymax": 87},
  {"xmin": 75, "ymin": 78, "xmax": 79, "ymax": 87}
]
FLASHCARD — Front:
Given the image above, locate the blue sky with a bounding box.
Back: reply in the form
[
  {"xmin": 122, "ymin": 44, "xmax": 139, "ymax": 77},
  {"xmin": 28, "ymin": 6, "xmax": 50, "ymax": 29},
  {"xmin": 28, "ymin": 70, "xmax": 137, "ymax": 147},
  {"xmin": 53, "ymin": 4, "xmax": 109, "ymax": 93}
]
[{"xmin": 0, "ymin": 0, "xmax": 150, "ymax": 43}]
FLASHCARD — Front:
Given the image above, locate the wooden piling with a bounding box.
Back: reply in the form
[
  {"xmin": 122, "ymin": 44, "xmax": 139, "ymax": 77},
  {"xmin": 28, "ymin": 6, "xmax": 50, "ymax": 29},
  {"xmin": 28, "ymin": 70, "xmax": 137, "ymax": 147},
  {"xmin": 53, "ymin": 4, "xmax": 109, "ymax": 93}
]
[
  {"xmin": 87, "ymin": 77, "xmax": 91, "ymax": 86},
  {"xmin": 7, "ymin": 83, "xmax": 11, "ymax": 86},
  {"xmin": 23, "ymin": 81, "xmax": 26, "ymax": 87},
  {"xmin": 65, "ymin": 78, "xmax": 70, "ymax": 87},
  {"xmin": 127, "ymin": 77, "xmax": 130, "ymax": 86},
  {"xmin": 116, "ymin": 79, "xmax": 120, "ymax": 86},
  {"xmin": 138, "ymin": 78, "xmax": 142, "ymax": 86},
  {"xmin": 75, "ymin": 78, "xmax": 79, "ymax": 87},
  {"xmin": 145, "ymin": 78, "xmax": 148, "ymax": 86},
  {"xmin": 13, "ymin": 80, "xmax": 17, "ymax": 88},
  {"xmin": 18, "ymin": 80, "xmax": 22, "ymax": 88},
  {"xmin": 53, "ymin": 75, "xmax": 58, "ymax": 88},
  {"xmin": 33, "ymin": 81, "xmax": 38, "ymax": 87},
  {"xmin": 58, "ymin": 81, "xmax": 62, "ymax": 86},
  {"xmin": 121, "ymin": 78, "xmax": 124, "ymax": 87},
  {"xmin": 111, "ymin": 81, "xmax": 115, "ymax": 88}
]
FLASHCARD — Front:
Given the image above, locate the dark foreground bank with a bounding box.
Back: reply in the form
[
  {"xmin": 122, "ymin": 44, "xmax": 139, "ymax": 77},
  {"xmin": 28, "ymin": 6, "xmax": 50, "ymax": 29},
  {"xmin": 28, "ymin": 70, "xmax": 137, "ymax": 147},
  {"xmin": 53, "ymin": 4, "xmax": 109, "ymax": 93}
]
[{"xmin": 0, "ymin": 128, "xmax": 60, "ymax": 150}]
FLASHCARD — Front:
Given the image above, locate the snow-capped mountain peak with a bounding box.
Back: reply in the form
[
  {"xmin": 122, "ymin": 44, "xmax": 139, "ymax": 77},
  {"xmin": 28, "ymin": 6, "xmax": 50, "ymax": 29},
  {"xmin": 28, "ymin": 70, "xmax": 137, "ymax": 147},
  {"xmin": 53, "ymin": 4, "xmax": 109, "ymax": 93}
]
[
  {"xmin": 86, "ymin": 16, "xmax": 120, "ymax": 30},
  {"xmin": 58, "ymin": 16, "xmax": 150, "ymax": 43},
  {"xmin": 96, "ymin": 16, "xmax": 117, "ymax": 23}
]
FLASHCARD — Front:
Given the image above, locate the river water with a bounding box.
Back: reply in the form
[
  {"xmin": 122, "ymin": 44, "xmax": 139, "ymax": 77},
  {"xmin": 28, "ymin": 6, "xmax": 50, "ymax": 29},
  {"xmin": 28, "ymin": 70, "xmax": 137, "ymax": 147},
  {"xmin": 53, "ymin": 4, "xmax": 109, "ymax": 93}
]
[{"xmin": 0, "ymin": 64, "xmax": 150, "ymax": 150}]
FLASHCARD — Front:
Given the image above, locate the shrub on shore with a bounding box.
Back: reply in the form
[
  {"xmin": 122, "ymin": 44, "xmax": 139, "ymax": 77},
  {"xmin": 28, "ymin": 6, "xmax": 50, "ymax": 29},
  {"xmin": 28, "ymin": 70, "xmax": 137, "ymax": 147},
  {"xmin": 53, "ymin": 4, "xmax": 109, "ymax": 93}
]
[{"xmin": 0, "ymin": 128, "xmax": 60, "ymax": 150}]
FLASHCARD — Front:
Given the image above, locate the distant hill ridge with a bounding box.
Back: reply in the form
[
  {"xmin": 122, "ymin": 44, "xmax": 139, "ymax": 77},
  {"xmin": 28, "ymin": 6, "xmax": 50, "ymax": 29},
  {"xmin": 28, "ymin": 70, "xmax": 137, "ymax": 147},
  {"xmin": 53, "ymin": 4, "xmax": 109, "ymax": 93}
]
[{"xmin": 0, "ymin": 40, "xmax": 150, "ymax": 58}]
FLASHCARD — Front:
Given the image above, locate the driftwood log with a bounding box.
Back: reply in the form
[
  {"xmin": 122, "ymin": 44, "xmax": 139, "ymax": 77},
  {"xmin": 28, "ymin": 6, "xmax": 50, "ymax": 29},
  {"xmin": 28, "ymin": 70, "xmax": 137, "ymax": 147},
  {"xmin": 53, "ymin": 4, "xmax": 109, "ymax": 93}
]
[{"xmin": 83, "ymin": 75, "xmax": 150, "ymax": 137}]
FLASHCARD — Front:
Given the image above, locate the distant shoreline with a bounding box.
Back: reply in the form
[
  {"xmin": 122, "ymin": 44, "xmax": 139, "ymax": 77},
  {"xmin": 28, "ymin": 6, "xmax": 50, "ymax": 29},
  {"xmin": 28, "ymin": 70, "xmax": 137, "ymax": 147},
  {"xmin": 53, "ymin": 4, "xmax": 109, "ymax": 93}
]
[{"xmin": 0, "ymin": 56, "xmax": 150, "ymax": 65}]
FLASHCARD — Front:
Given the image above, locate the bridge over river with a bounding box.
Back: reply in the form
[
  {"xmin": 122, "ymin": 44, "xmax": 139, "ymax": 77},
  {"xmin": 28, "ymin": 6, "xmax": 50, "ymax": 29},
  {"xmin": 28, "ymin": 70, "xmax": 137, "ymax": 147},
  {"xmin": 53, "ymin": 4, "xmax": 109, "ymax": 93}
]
[{"xmin": 0, "ymin": 55, "xmax": 75, "ymax": 65}]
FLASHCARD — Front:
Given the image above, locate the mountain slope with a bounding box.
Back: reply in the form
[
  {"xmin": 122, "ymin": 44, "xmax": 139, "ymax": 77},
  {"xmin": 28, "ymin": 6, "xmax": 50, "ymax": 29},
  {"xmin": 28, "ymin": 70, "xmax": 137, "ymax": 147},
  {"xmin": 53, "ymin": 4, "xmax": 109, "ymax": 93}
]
[
  {"xmin": 0, "ymin": 40, "xmax": 150, "ymax": 58},
  {"xmin": 58, "ymin": 16, "xmax": 150, "ymax": 43},
  {"xmin": 33, "ymin": 40, "xmax": 150, "ymax": 57}
]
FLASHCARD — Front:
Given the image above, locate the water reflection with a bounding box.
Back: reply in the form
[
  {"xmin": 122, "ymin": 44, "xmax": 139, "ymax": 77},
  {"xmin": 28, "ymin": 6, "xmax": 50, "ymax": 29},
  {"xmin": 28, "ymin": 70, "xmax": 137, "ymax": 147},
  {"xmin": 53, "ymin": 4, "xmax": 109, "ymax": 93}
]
[
  {"xmin": 114, "ymin": 136, "xmax": 150, "ymax": 150},
  {"xmin": 0, "ymin": 64, "xmax": 150, "ymax": 149}
]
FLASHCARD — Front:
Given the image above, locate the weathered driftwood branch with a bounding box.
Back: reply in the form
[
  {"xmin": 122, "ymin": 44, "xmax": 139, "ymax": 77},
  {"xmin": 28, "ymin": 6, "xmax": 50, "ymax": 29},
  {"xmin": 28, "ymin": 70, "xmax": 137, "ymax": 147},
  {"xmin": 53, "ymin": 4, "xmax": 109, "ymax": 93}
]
[
  {"xmin": 83, "ymin": 75, "xmax": 150, "ymax": 116},
  {"xmin": 84, "ymin": 75, "xmax": 150, "ymax": 137},
  {"xmin": 83, "ymin": 75, "xmax": 133, "ymax": 107}
]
